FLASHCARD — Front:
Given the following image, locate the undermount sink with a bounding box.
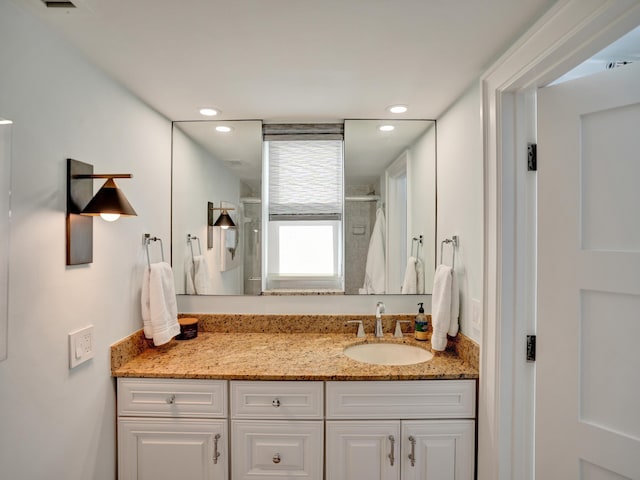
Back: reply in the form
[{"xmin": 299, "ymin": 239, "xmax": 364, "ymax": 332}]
[{"xmin": 343, "ymin": 342, "xmax": 433, "ymax": 366}]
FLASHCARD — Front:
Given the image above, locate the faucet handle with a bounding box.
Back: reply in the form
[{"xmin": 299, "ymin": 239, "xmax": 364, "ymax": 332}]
[
  {"xmin": 347, "ymin": 320, "xmax": 365, "ymax": 338},
  {"xmin": 394, "ymin": 320, "xmax": 411, "ymax": 338}
]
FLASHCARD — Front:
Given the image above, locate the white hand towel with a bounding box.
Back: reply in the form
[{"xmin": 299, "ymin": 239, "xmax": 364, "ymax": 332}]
[
  {"xmin": 401, "ymin": 257, "xmax": 418, "ymax": 294},
  {"xmin": 193, "ymin": 255, "xmax": 212, "ymax": 294},
  {"xmin": 416, "ymin": 257, "xmax": 425, "ymax": 294},
  {"xmin": 141, "ymin": 262, "xmax": 180, "ymax": 346},
  {"xmin": 431, "ymin": 264, "xmax": 453, "ymax": 351},
  {"xmin": 448, "ymin": 269, "xmax": 460, "ymax": 337},
  {"xmin": 361, "ymin": 208, "xmax": 386, "ymax": 294},
  {"xmin": 184, "ymin": 257, "xmax": 196, "ymax": 294}
]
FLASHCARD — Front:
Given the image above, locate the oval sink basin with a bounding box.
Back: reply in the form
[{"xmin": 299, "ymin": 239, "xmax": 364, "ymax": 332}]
[{"xmin": 343, "ymin": 343, "xmax": 433, "ymax": 366}]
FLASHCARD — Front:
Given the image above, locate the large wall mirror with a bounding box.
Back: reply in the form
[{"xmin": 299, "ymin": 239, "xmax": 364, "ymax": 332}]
[{"xmin": 171, "ymin": 119, "xmax": 436, "ymax": 296}]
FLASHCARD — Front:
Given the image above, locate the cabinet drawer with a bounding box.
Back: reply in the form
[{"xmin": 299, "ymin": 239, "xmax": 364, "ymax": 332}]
[
  {"xmin": 231, "ymin": 420, "xmax": 323, "ymax": 479},
  {"xmin": 117, "ymin": 378, "xmax": 227, "ymax": 418},
  {"xmin": 326, "ymin": 380, "xmax": 475, "ymax": 419},
  {"xmin": 231, "ymin": 381, "xmax": 323, "ymax": 419}
]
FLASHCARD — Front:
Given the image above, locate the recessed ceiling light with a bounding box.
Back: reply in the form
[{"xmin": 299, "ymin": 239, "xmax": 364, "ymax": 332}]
[
  {"xmin": 199, "ymin": 108, "xmax": 219, "ymax": 116},
  {"xmin": 388, "ymin": 105, "xmax": 408, "ymax": 114},
  {"xmin": 0, "ymin": 119, "xmax": 13, "ymax": 125},
  {"xmin": 379, "ymin": 125, "xmax": 395, "ymax": 132},
  {"xmin": 216, "ymin": 125, "xmax": 233, "ymax": 133}
]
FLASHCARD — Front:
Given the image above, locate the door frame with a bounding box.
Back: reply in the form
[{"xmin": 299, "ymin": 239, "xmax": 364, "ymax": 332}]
[{"xmin": 479, "ymin": 1, "xmax": 640, "ymax": 479}]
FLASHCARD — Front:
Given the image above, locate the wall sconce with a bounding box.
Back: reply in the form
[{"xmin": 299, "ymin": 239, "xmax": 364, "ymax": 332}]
[
  {"xmin": 66, "ymin": 158, "xmax": 137, "ymax": 265},
  {"xmin": 209, "ymin": 205, "xmax": 236, "ymax": 229}
]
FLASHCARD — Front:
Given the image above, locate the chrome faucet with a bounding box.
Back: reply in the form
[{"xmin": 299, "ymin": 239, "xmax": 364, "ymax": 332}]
[{"xmin": 375, "ymin": 301, "xmax": 385, "ymax": 337}]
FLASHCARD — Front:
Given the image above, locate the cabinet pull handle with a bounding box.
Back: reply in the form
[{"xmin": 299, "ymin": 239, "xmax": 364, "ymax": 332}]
[
  {"xmin": 166, "ymin": 394, "xmax": 176, "ymax": 404},
  {"xmin": 388, "ymin": 435, "xmax": 395, "ymax": 466},
  {"xmin": 272, "ymin": 453, "xmax": 281, "ymax": 464},
  {"xmin": 272, "ymin": 398, "xmax": 281, "ymax": 408},
  {"xmin": 213, "ymin": 433, "xmax": 221, "ymax": 464},
  {"xmin": 408, "ymin": 436, "xmax": 416, "ymax": 467}
]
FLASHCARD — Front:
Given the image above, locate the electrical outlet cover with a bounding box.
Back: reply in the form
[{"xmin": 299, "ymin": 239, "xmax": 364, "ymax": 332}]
[{"xmin": 68, "ymin": 325, "xmax": 94, "ymax": 368}]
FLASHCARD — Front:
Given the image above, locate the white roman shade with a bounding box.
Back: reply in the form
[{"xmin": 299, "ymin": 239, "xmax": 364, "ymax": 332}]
[{"xmin": 266, "ymin": 125, "xmax": 344, "ymax": 220}]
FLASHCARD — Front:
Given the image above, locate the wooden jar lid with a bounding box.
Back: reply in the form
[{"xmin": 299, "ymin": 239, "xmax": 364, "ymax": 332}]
[{"xmin": 178, "ymin": 317, "xmax": 198, "ymax": 326}]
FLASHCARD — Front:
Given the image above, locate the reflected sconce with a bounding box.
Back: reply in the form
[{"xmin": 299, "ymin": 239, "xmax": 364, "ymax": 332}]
[
  {"xmin": 209, "ymin": 204, "xmax": 236, "ymax": 229},
  {"xmin": 207, "ymin": 202, "xmax": 236, "ymax": 249},
  {"xmin": 66, "ymin": 158, "xmax": 137, "ymax": 265}
]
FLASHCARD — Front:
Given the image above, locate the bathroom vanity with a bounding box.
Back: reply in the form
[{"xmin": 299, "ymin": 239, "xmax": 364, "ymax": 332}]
[{"xmin": 111, "ymin": 315, "xmax": 478, "ymax": 480}]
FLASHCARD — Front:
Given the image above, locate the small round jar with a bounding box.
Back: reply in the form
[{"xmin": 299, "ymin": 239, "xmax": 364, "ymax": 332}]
[{"xmin": 176, "ymin": 317, "xmax": 198, "ymax": 340}]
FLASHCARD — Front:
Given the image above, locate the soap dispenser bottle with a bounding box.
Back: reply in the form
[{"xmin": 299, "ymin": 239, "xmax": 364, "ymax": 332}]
[{"xmin": 414, "ymin": 302, "xmax": 428, "ymax": 341}]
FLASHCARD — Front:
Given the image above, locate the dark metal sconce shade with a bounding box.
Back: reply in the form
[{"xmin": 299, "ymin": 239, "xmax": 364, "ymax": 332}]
[
  {"xmin": 213, "ymin": 210, "xmax": 236, "ymax": 228},
  {"xmin": 80, "ymin": 178, "xmax": 137, "ymax": 217},
  {"xmin": 66, "ymin": 158, "xmax": 136, "ymax": 266}
]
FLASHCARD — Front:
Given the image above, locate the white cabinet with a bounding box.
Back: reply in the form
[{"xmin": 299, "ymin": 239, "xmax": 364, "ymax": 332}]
[
  {"xmin": 326, "ymin": 421, "xmax": 401, "ymax": 480},
  {"xmin": 402, "ymin": 420, "xmax": 475, "ymax": 480},
  {"xmin": 117, "ymin": 378, "xmax": 229, "ymax": 480},
  {"xmin": 117, "ymin": 378, "xmax": 475, "ymax": 480},
  {"xmin": 230, "ymin": 381, "xmax": 324, "ymax": 480},
  {"xmin": 326, "ymin": 380, "xmax": 476, "ymax": 480}
]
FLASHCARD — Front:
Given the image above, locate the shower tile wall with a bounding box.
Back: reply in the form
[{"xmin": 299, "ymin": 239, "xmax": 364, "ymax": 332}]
[
  {"xmin": 345, "ymin": 185, "xmax": 378, "ymax": 294},
  {"xmin": 242, "ymin": 201, "xmax": 262, "ymax": 295}
]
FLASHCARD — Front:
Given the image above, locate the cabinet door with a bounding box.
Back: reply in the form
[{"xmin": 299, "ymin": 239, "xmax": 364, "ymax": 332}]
[
  {"xmin": 231, "ymin": 420, "xmax": 323, "ymax": 480},
  {"xmin": 326, "ymin": 421, "xmax": 400, "ymax": 480},
  {"xmin": 401, "ymin": 420, "xmax": 475, "ymax": 480},
  {"xmin": 118, "ymin": 418, "xmax": 228, "ymax": 480}
]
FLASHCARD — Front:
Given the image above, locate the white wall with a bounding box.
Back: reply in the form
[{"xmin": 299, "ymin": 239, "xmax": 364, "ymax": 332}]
[
  {"xmin": 172, "ymin": 126, "xmax": 242, "ymax": 294},
  {"xmin": 408, "ymin": 124, "xmax": 437, "ymax": 293},
  {"xmin": 0, "ymin": 2, "xmax": 171, "ymax": 479},
  {"xmin": 436, "ymin": 82, "xmax": 484, "ymax": 342}
]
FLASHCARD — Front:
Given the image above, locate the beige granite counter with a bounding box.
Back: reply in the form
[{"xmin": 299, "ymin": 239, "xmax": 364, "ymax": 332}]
[{"xmin": 111, "ymin": 314, "xmax": 478, "ymax": 381}]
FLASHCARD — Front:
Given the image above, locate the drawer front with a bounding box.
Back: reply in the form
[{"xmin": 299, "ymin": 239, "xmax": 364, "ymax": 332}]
[
  {"xmin": 231, "ymin": 420, "xmax": 323, "ymax": 479},
  {"xmin": 231, "ymin": 381, "xmax": 323, "ymax": 419},
  {"xmin": 117, "ymin": 378, "xmax": 227, "ymax": 418},
  {"xmin": 326, "ymin": 380, "xmax": 476, "ymax": 419}
]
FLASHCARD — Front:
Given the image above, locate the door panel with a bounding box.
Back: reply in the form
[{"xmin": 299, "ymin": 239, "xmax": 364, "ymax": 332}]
[{"xmin": 537, "ymin": 61, "xmax": 640, "ymax": 479}]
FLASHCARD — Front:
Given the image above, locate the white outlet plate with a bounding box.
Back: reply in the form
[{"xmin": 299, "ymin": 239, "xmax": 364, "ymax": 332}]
[{"xmin": 69, "ymin": 325, "xmax": 94, "ymax": 368}]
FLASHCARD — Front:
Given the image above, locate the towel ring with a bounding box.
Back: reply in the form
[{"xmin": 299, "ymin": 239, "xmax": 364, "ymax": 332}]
[
  {"xmin": 440, "ymin": 235, "xmax": 458, "ymax": 269},
  {"xmin": 187, "ymin": 234, "xmax": 202, "ymax": 267},
  {"xmin": 143, "ymin": 234, "xmax": 165, "ymax": 269},
  {"xmin": 411, "ymin": 235, "xmax": 423, "ymax": 257}
]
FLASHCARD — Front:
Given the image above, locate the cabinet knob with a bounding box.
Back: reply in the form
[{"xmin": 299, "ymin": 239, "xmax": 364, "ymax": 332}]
[
  {"xmin": 272, "ymin": 398, "xmax": 281, "ymax": 408},
  {"xmin": 272, "ymin": 453, "xmax": 281, "ymax": 464},
  {"xmin": 166, "ymin": 394, "xmax": 176, "ymax": 404}
]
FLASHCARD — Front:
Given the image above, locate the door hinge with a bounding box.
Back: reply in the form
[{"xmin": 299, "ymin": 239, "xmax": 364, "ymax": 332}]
[
  {"xmin": 526, "ymin": 335, "xmax": 536, "ymax": 362},
  {"xmin": 527, "ymin": 143, "xmax": 537, "ymax": 171}
]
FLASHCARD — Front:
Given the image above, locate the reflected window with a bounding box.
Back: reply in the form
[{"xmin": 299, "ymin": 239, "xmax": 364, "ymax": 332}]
[{"xmin": 263, "ymin": 126, "xmax": 344, "ymax": 291}]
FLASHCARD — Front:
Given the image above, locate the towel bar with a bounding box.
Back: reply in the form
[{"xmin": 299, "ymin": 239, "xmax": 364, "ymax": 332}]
[
  {"xmin": 143, "ymin": 234, "xmax": 165, "ymax": 268},
  {"xmin": 440, "ymin": 235, "xmax": 459, "ymax": 269},
  {"xmin": 187, "ymin": 234, "xmax": 202, "ymax": 266}
]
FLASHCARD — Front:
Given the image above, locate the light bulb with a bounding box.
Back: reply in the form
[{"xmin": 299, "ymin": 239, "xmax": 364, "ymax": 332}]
[
  {"xmin": 379, "ymin": 125, "xmax": 395, "ymax": 132},
  {"xmin": 220, "ymin": 225, "xmax": 230, "ymax": 230},
  {"xmin": 199, "ymin": 108, "xmax": 219, "ymax": 116},
  {"xmin": 387, "ymin": 105, "xmax": 408, "ymax": 114},
  {"xmin": 100, "ymin": 213, "xmax": 120, "ymax": 222}
]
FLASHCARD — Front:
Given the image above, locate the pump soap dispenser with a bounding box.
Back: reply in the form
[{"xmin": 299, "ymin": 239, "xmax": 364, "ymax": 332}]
[{"xmin": 414, "ymin": 302, "xmax": 428, "ymax": 341}]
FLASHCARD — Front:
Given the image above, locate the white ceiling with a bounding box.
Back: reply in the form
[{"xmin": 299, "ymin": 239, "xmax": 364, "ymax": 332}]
[{"xmin": 13, "ymin": 0, "xmax": 556, "ymax": 122}]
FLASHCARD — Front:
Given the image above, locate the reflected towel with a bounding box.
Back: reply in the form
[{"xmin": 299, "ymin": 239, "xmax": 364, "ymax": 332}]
[
  {"xmin": 401, "ymin": 257, "xmax": 418, "ymax": 294},
  {"xmin": 193, "ymin": 255, "xmax": 212, "ymax": 294},
  {"xmin": 431, "ymin": 264, "xmax": 453, "ymax": 351},
  {"xmin": 185, "ymin": 257, "xmax": 196, "ymax": 294},
  {"xmin": 448, "ymin": 269, "xmax": 460, "ymax": 337},
  {"xmin": 141, "ymin": 262, "xmax": 180, "ymax": 346},
  {"xmin": 401, "ymin": 257, "xmax": 425, "ymax": 294},
  {"xmin": 360, "ymin": 208, "xmax": 386, "ymax": 294}
]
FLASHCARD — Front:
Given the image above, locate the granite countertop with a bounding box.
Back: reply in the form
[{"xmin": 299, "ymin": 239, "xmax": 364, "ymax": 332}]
[{"xmin": 112, "ymin": 331, "xmax": 478, "ymax": 381}]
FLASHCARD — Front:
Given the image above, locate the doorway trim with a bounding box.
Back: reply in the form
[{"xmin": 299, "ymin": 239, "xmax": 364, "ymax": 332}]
[{"xmin": 479, "ymin": 1, "xmax": 640, "ymax": 479}]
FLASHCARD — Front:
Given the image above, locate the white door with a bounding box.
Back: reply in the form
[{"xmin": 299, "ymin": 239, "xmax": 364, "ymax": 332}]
[{"xmin": 537, "ymin": 61, "xmax": 640, "ymax": 478}]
